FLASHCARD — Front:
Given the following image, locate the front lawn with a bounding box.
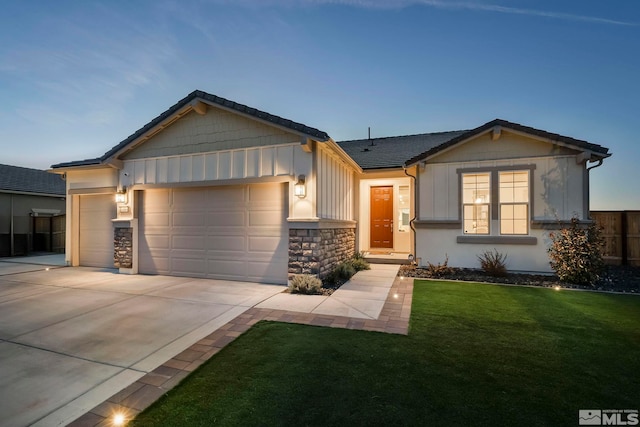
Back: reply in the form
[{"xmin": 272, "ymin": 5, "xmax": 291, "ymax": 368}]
[{"xmin": 131, "ymin": 281, "xmax": 640, "ymax": 426}]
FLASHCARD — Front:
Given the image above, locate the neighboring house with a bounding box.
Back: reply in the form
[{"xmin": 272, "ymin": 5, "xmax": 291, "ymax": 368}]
[
  {"xmin": 50, "ymin": 90, "xmax": 610, "ymax": 283},
  {"xmin": 0, "ymin": 164, "xmax": 66, "ymax": 257}
]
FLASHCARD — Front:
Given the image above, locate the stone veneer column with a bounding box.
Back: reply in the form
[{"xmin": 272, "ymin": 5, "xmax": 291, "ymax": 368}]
[
  {"xmin": 288, "ymin": 226, "xmax": 356, "ymax": 280},
  {"xmin": 113, "ymin": 227, "xmax": 133, "ymax": 268}
]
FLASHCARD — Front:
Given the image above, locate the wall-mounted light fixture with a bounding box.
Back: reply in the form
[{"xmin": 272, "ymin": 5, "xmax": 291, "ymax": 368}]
[
  {"xmin": 294, "ymin": 175, "xmax": 306, "ymax": 198},
  {"xmin": 115, "ymin": 188, "xmax": 128, "ymax": 204}
]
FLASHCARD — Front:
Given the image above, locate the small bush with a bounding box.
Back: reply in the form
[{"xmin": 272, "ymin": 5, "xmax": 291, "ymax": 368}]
[
  {"xmin": 425, "ymin": 255, "xmax": 454, "ymax": 278},
  {"xmin": 288, "ymin": 274, "xmax": 323, "ymax": 295},
  {"xmin": 478, "ymin": 249, "xmax": 508, "ymax": 277},
  {"xmin": 548, "ymin": 216, "xmax": 605, "ymax": 285},
  {"xmin": 352, "ymin": 251, "xmax": 367, "ymax": 261},
  {"xmin": 334, "ymin": 262, "xmax": 356, "ymax": 280},
  {"xmin": 349, "ymin": 258, "xmax": 371, "ymax": 272}
]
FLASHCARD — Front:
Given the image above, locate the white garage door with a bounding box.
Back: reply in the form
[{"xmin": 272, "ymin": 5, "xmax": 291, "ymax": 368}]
[
  {"xmin": 79, "ymin": 194, "xmax": 115, "ymax": 268},
  {"xmin": 139, "ymin": 183, "xmax": 288, "ymax": 284}
]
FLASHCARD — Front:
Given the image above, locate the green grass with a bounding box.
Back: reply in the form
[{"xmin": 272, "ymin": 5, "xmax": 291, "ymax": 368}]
[{"xmin": 131, "ymin": 281, "xmax": 640, "ymax": 426}]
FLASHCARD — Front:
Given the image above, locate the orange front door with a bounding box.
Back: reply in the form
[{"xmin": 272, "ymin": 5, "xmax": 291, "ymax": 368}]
[{"xmin": 370, "ymin": 186, "xmax": 393, "ymax": 248}]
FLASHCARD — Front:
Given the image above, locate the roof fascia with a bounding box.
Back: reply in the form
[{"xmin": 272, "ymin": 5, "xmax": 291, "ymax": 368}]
[
  {"xmin": 0, "ymin": 189, "xmax": 65, "ymax": 198},
  {"xmin": 47, "ymin": 163, "xmax": 113, "ymax": 173},
  {"xmin": 322, "ymin": 139, "xmax": 363, "ymax": 173}
]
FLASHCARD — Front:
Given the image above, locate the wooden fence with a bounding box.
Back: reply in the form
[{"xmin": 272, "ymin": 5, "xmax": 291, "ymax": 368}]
[{"xmin": 591, "ymin": 211, "xmax": 640, "ymax": 266}]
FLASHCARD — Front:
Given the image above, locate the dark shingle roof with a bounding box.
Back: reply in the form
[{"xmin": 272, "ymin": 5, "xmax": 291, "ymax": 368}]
[
  {"xmin": 404, "ymin": 118, "xmax": 611, "ymax": 166},
  {"xmin": 337, "ymin": 130, "xmax": 468, "ymax": 170},
  {"xmin": 52, "ymin": 90, "xmax": 330, "ymax": 169},
  {"xmin": 0, "ymin": 164, "xmax": 65, "ymax": 196}
]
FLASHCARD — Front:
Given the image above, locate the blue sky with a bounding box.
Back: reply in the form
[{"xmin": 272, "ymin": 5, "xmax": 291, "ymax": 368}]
[{"xmin": 0, "ymin": 0, "xmax": 638, "ymax": 209}]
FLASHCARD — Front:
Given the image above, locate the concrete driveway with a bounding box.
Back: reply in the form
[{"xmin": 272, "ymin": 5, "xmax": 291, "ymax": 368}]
[{"xmin": 0, "ymin": 260, "xmax": 283, "ymax": 427}]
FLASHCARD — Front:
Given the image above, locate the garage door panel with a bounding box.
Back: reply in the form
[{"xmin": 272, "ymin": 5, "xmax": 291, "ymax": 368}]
[
  {"xmin": 206, "ymin": 237, "xmax": 245, "ymax": 251},
  {"xmin": 205, "ymin": 187, "xmax": 245, "ymax": 206},
  {"xmin": 172, "ymin": 258, "xmax": 206, "ymax": 276},
  {"xmin": 248, "ymin": 236, "xmax": 282, "ymax": 252},
  {"xmin": 206, "ymin": 212, "xmax": 245, "ymax": 227},
  {"xmin": 172, "ymin": 235, "xmax": 205, "ymax": 250},
  {"xmin": 140, "ymin": 184, "xmax": 287, "ymax": 284},
  {"xmin": 172, "ymin": 212, "xmax": 205, "ymax": 226},
  {"xmin": 248, "ymin": 183, "xmax": 283, "ymax": 201},
  {"xmin": 248, "ymin": 211, "xmax": 284, "ymax": 227}
]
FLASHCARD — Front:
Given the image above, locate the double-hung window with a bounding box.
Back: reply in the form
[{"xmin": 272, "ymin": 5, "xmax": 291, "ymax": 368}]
[
  {"xmin": 462, "ymin": 173, "xmax": 490, "ymax": 234},
  {"xmin": 461, "ymin": 169, "xmax": 531, "ymax": 236},
  {"xmin": 499, "ymin": 171, "xmax": 529, "ymax": 235}
]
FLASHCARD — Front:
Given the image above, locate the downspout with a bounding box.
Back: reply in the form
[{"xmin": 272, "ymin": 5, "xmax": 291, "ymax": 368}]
[
  {"xmin": 403, "ymin": 166, "xmax": 418, "ymax": 261},
  {"xmin": 585, "ymin": 158, "xmax": 604, "ymax": 220}
]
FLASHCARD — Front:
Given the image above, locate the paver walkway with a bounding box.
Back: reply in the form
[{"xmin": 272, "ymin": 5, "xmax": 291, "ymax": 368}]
[{"xmin": 68, "ymin": 265, "xmax": 413, "ymax": 426}]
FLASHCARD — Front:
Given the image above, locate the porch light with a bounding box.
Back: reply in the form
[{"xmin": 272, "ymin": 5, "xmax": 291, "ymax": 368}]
[
  {"xmin": 115, "ymin": 188, "xmax": 127, "ymax": 204},
  {"xmin": 294, "ymin": 175, "xmax": 306, "ymax": 198}
]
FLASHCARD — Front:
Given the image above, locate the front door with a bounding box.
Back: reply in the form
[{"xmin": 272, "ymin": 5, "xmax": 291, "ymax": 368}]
[{"xmin": 370, "ymin": 186, "xmax": 393, "ymax": 248}]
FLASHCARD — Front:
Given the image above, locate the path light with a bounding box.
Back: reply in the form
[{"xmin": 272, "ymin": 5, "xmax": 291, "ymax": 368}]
[
  {"xmin": 554, "ymin": 286, "xmax": 561, "ymax": 291},
  {"xmin": 294, "ymin": 175, "xmax": 306, "ymax": 198},
  {"xmin": 113, "ymin": 413, "xmax": 126, "ymax": 425}
]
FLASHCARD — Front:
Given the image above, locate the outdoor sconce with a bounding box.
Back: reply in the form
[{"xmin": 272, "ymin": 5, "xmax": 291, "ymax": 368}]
[
  {"xmin": 115, "ymin": 188, "xmax": 128, "ymax": 204},
  {"xmin": 294, "ymin": 175, "xmax": 306, "ymax": 198}
]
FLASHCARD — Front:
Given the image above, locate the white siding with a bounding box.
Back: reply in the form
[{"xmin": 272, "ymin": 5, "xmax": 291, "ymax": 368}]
[
  {"xmin": 121, "ymin": 144, "xmax": 297, "ymax": 187},
  {"xmin": 317, "ymin": 146, "xmax": 354, "ymax": 220},
  {"xmin": 419, "ymin": 156, "xmax": 585, "ymax": 221}
]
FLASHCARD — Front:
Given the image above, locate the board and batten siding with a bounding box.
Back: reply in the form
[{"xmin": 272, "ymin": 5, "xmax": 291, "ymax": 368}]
[
  {"xmin": 419, "ymin": 155, "xmax": 585, "ymax": 221},
  {"xmin": 316, "ymin": 145, "xmax": 354, "ymax": 221},
  {"xmin": 121, "ymin": 143, "xmax": 299, "ymax": 186}
]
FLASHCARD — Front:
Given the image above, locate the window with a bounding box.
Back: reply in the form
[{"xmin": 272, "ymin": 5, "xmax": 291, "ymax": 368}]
[
  {"xmin": 462, "ymin": 173, "xmax": 490, "ymax": 234},
  {"xmin": 398, "ymin": 185, "xmax": 410, "ymax": 232},
  {"xmin": 499, "ymin": 171, "xmax": 529, "ymax": 235},
  {"xmin": 460, "ymin": 168, "xmax": 531, "ymax": 236}
]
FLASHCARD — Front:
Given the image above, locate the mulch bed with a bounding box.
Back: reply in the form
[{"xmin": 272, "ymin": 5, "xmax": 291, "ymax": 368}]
[{"xmin": 399, "ymin": 264, "xmax": 640, "ymax": 294}]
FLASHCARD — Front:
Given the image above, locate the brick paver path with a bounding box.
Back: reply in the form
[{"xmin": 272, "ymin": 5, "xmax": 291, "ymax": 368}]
[{"xmin": 68, "ymin": 276, "xmax": 413, "ymax": 426}]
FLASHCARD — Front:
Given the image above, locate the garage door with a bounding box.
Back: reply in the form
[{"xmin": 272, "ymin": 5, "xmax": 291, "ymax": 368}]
[
  {"xmin": 79, "ymin": 194, "xmax": 115, "ymax": 268},
  {"xmin": 139, "ymin": 183, "xmax": 288, "ymax": 284}
]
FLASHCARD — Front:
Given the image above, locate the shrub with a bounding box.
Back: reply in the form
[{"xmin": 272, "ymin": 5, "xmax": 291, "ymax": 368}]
[
  {"xmin": 334, "ymin": 262, "xmax": 357, "ymax": 281},
  {"xmin": 348, "ymin": 257, "xmax": 371, "ymax": 272},
  {"xmin": 352, "ymin": 251, "xmax": 367, "ymax": 261},
  {"xmin": 477, "ymin": 249, "xmax": 508, "ymax": 277},
  {"xmin": 548, "ymin": 216, "xmax": 605, "ymax": 285},
  {"xmin": 288, "ymin": 274, "xmax": 323, "ymax": 295},
  {"xmin": 425, "ymin": 255, "xmax": 454, "ymax": 278}
]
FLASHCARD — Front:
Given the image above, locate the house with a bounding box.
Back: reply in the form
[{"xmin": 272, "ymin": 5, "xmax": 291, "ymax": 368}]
[
  {"xmin": 0, "ymin": 164, "xmax": 66, "ymax": 257},
  {"xmin": 50, "ymin": 90, "xmax": 610, "ymax": 283}
]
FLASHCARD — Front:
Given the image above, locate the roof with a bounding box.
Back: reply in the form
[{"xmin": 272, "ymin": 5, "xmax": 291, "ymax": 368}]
[
  {"xmin": 52, "ymin": 90, "xmax": 331, "ymax": 169},
  {"xmin": 0, "ymin": 164, "xmax": 66, "ymax": 196},
  {"xmin": 337, "ymin": 130, "xmax": 468, "ymax": 170},
  {"xmin": 404, "ymin": 118, "xmax": 611, "ymax": 166}
]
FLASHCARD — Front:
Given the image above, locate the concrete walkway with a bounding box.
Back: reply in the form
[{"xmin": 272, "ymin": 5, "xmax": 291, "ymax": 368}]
[
  {"xmin": 0, "ymin": 253, "xmax": 66, "ymax": 275},
  {"xmin": 69, "ymin": 264, "xmax": 412, "ymax": 427},
  {"xmin": 0, "ymin": 261, "xmax": 410, "ymax": 426}
]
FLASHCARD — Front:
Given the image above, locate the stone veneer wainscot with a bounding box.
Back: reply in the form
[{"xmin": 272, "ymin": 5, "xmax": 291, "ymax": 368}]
[{"xmin": 288, "ymin": 227, "xmax": 356, "ymax": 279}]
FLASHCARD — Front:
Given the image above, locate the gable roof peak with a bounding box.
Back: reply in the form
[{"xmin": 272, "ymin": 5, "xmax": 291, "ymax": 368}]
[
  {"xmin": 404, "ymin": 118, "xmax": 611, "ymax": 167},
  {"xmin": 52, "ymin": 89, "xmax": 331, "ymax": 170}
]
